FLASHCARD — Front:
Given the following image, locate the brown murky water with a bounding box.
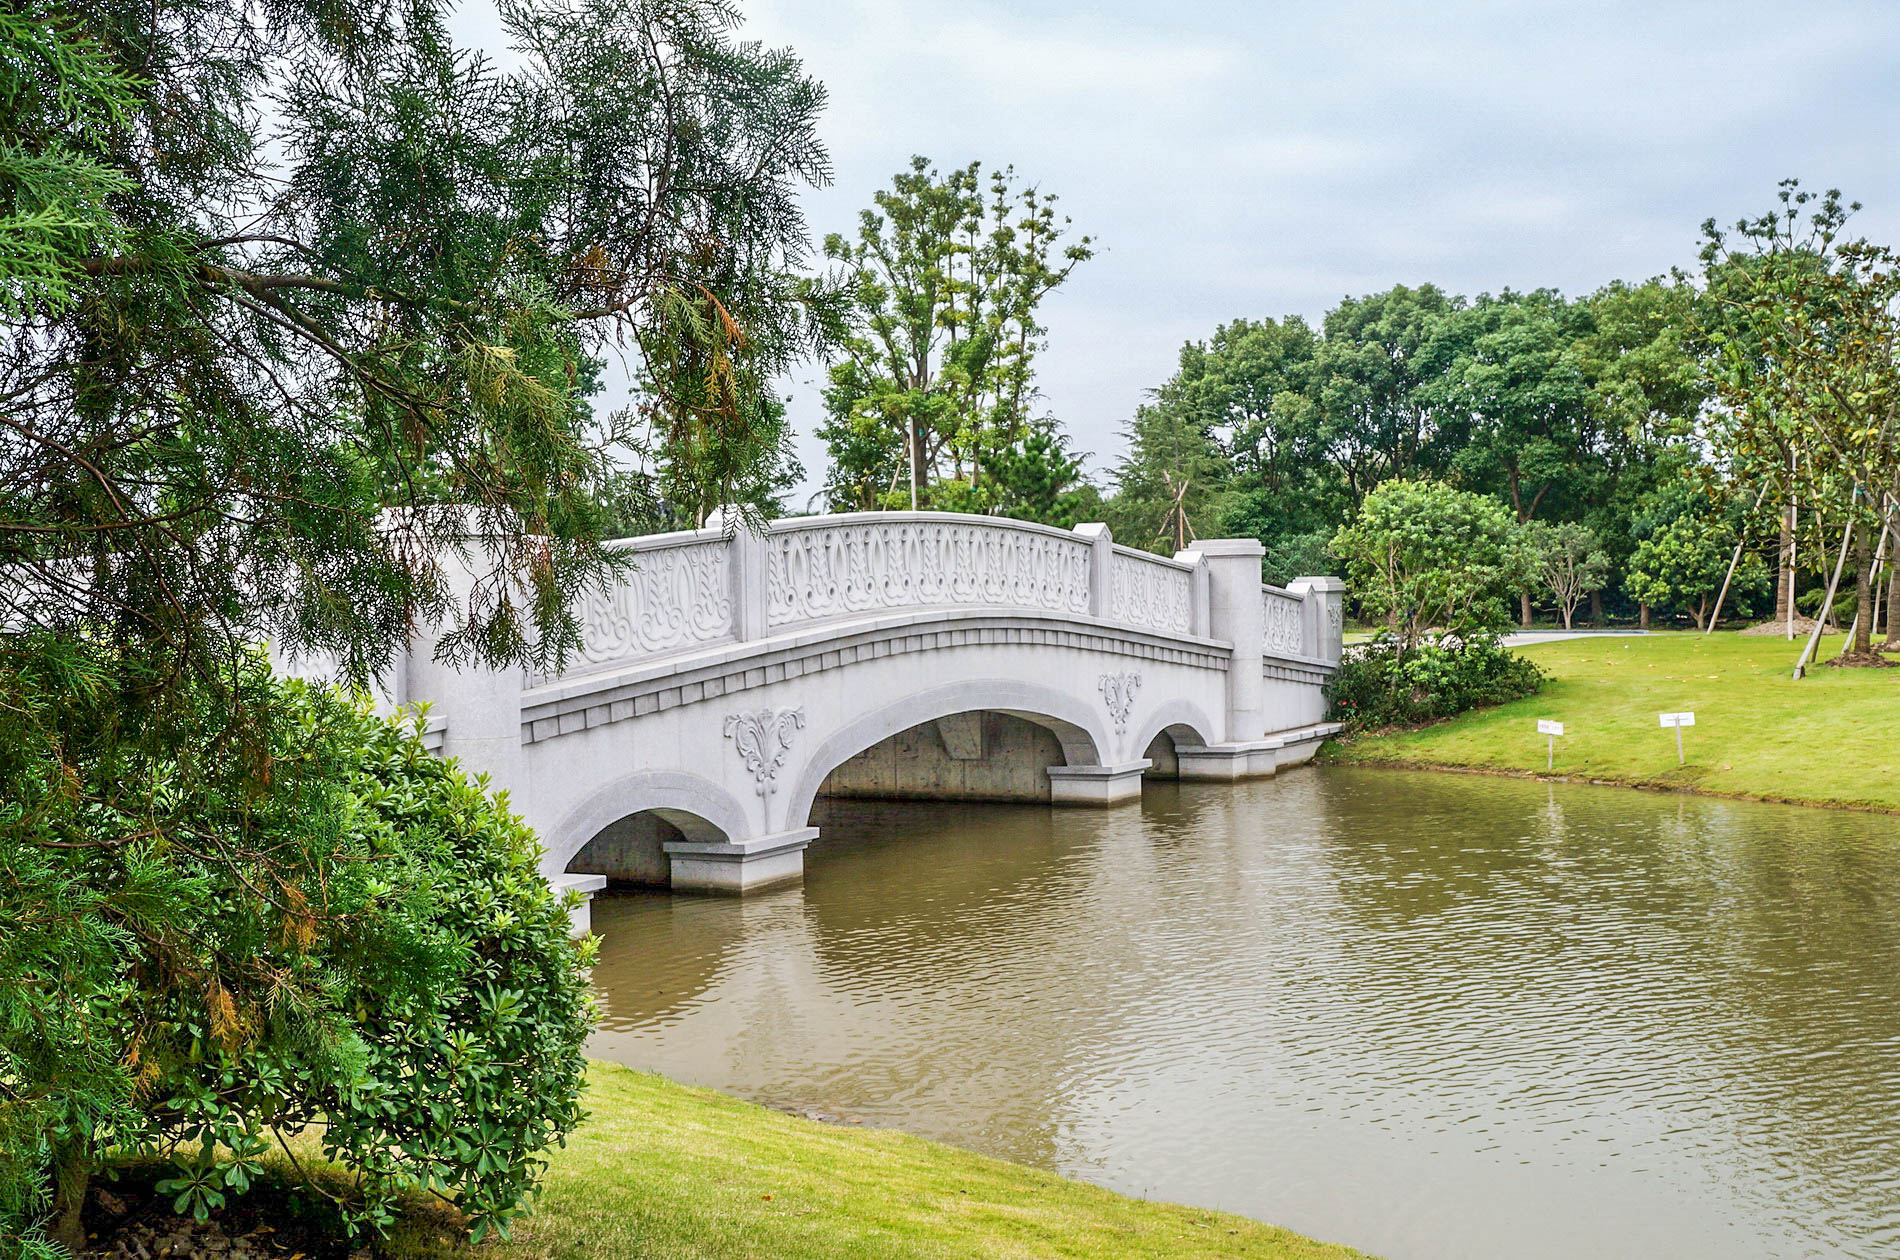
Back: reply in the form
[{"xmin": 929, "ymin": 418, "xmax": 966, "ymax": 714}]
[{"xmin": 586, "ymin": 768, "xmax": 1900, "ymax": 1260}]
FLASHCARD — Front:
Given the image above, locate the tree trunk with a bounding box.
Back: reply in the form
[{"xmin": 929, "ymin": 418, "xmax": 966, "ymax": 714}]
[
  {"xmin": 1589, "ymin": 589, "xmax": 1604, "ymax": 626},
  {"xmin": 1639, "ymin": 602, "xmax": 1650, "ymax": 629},
  {"xmin": 1853, "ymin": 525, "xmax": 1874, "ymax": 654},
  {"xmin": 51, "ymin": 1140, "xmax": 88, "ymax": 1254},
  {"xmin": 1774, "ymin": 500, "xmax": 1795, "ymax": 625},
  {"xmin": 1693, "ymin": 595, "xmax": 1707, "ymax": 632},
  {"xmin": 1519, "ymin": 590, "xmax": 1533, "ymax": 629},
  {"xmin": 908, "ymin": 417, "xmax": 926, "ymax": 510},
  {"xmin": 1560, "ymin": 601, "xmax": 1574, "ymax": 631}
]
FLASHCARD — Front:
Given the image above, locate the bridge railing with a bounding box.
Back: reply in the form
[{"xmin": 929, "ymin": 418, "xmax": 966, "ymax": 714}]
[
  {"xmin": 764, "ymin": 512, "xmax": 1093, "ymax": 631},
  {"xmin": 535, "ymin": 512, "xmax": 1341, "ymax": 684},
  {"xmin": 544, "ymin": 527, "xmax": 738, "ymax": 683}
]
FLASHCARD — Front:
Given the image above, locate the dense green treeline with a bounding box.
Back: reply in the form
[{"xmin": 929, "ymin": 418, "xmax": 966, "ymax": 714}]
[{"xmin": 1104, "ymin": 279, "xmax": 1720, "ymax": 616}]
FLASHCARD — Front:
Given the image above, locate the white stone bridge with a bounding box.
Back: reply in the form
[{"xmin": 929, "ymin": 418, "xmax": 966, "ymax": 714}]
[{"xmin": 374, "ymin": 513, "xmax": 1343, "ymax": 922}]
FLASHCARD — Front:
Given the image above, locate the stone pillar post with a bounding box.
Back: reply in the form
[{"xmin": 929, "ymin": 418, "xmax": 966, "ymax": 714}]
[
  {"xmin": 1075, "ymin": 522, "xmax": 1114, "ymax": 620},
  {"xmin": 1175, "ymin": 549, "xmax": 1210, "ymax": 636},
  {"xmin": 406, "ymin": 531, "xmax": 528, "ymax": 813},
  {"xmin": 709, "ymin": 508, "xmax": 768, "ymax": 642},
  {"xmin": 1288, "ymin": 576, "xmax": 1347, "ymax": 664},
  {"xmin": 1198, "ymin": 538, "xmax": 1267, "ymax": 742}
]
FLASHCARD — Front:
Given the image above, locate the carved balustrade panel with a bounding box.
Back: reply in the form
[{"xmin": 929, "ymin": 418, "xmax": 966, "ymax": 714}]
[
  {"xmin": 1108, "ymin": 552, "xmax": 1194, "ymax": 635},
  {"xmin": 551, "ymin": 540, "xmax": 734, "ymax": 680},
  {"xmin": 1262, "ymin": 587, "xmax": 1306, "ymax": 658},
  {"xmin": 766, "ymin": 520, "xmax": 1092, "ymax": 629}
]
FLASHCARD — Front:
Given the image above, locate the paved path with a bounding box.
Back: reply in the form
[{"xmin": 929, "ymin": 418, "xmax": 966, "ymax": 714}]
[{"xmin": 1502, "ymin": 629, "xmax": 1651, "ymax": 647}]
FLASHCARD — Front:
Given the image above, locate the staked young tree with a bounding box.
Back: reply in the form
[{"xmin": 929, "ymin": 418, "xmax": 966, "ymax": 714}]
[{"xmin": 1702, "ymin": 180, "xmax": 1900, "ymax": 661}]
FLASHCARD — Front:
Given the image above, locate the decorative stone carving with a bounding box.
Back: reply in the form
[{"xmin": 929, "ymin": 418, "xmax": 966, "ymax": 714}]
[
  {"xmin": 1098, "ymin": 671, "xmax": 1142, "ymax": 733},
  {"xmin": 544, "ymin": 539, "xmax": 733, "ymax": 683},
  {"xmin": 764, "ymin": 519, "xmax": 1091, "ymax": 629},
  {"xmin": 1109, "ymin": 552, "xmax": 1193, "ymax": 634},
  {"xmin": 1262, "ymin": 588, "xmax": 1305, "ymax": 657},
  {"xmin": 724, "ymin": 706, "xmax": 807, "ymax": 796}
]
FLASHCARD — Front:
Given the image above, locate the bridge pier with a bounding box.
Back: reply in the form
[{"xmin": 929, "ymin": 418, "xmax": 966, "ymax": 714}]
[
  {"xmin": 1046, "ymin": 760, "xmax": 1153, "ymax": 805},
  {"xmin": 665, "ymin": 827, "xmax": 817, "ymax": 894}
]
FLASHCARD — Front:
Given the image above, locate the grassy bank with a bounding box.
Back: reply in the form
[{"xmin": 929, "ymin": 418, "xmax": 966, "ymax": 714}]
[
  {"xmin": 348, "ymin": 1061, "xmax": 1365, "ymax": 1260},
  {"xmin": 1324, "ymin": 631, "xmax": 1900, "ymax": 811}
]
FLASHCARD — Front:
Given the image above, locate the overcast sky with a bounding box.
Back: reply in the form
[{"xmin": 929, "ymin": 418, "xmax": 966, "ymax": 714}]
[{"xmin": 458, "ymin": 0, "xmax": 1900, "ymax": 504}]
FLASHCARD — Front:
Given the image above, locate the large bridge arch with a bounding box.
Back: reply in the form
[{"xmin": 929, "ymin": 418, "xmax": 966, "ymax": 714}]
[{"xmin": 780, "ymin": 677, "xmax": 1119, "ymax": 830}]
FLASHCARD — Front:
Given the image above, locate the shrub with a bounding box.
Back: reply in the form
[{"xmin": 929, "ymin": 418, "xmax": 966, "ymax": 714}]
[
  {"xmin": 0, "ymin": 666, "xmax": 594, "ymax": 1257},
  {"xmin": 1329, "ymin": 632, "xmax": 1545, "ymax": 729}
]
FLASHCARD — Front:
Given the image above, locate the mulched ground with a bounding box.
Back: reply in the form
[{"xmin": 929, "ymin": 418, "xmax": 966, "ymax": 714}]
[
  {"xmin": 1824, "ymin": 649, "xmax": 1894, "ymax": 668},
  {"xmin": 78, "ymin": 1174, "xmax": 373, "ymax": 1260}
]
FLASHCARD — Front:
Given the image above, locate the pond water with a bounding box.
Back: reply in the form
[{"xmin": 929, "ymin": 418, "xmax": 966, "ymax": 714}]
[{"xmin": 585, "ymin": 767, "xmax": 1900, "ymax": 1260}]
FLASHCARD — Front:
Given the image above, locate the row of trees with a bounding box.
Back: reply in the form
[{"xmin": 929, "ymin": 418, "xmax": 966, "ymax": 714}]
[
  {"xmin": 1100, "ymin": 185, "xmax": 1900, "ymax": 663},
  {"xmin": 770, "ymin": 169, "xmax": 1900, "ymax": 678}
]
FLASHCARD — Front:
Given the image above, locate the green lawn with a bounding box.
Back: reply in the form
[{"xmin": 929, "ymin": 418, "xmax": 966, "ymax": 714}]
[
  {"xmin": 365, "ymin": 1061, "xmax": 1368, "ymax": 1260},
  {"xmin": 1324, "ymin": 631, "xmax": 1900, "ymax": 810}
]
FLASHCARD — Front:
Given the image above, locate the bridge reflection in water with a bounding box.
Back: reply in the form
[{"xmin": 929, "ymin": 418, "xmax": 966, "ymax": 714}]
[{"xmin": 588, "ymin": 768, "xmax": 1900, "ymax": 1260}]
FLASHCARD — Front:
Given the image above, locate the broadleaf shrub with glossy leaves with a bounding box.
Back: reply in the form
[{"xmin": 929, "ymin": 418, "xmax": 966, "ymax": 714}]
[
  {"xmin": 0, "ymin": 666, "xmax": 594, "ymax": 1256},
  {"xmin": 1329, "ymin": 632, "xmax": 1545, "ymax": 729}
]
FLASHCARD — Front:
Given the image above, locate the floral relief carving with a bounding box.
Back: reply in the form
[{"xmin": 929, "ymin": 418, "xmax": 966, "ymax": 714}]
[
  {"xmin": 542, "ymin": 540, "xmax": 733, "ymax": 683},
  {"xmin": 724, "ymin": 706, "xmax": 807, "ymax": 797},
  {"xmin": 1109, "ymin": 553, "xmax": 1193, "ymax": 634},
  {"xmin": 765, "ymin": 520, "xmax": 1091, "ymax": 629},
  {"xmin": 1262, "ymin": 589, "xmax": 1305, "ymax": 658},
  {"xmin": 1098, "ymin": 671, "xmax": 1142, "ymax": 733}
]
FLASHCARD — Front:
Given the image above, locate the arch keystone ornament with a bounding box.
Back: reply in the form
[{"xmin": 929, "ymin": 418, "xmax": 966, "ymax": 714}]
[
  {"xmin": 1098, "ymin": 671, "xmax": 1142, "ymax": 734},
  {"xmin": 725, "ymin": 706, "xmax": 806, "ymax": 797}
]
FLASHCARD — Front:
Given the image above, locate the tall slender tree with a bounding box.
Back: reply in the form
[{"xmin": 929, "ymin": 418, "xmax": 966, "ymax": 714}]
[{"xmin": 818, "ymin": 157, "xmax": 1093, "ymax": 510}]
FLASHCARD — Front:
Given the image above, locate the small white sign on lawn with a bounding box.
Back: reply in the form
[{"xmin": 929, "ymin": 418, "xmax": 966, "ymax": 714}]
[
  {"xmin": 1536, "ymin": 719, "xmax": 1564, "ymax": 770},
  {"xmin": 1659, "ymin": 711, "xmax": 1696, "ymax": 765}
]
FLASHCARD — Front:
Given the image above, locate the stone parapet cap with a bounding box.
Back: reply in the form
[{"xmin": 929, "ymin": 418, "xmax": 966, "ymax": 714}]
[{"xmin": 1193, "ymin": 538, "xmax": 1267, "ymax": 558}]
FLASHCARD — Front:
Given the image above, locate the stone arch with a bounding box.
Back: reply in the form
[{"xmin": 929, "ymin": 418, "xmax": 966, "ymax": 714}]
[
  {"xmin": 1128, "ymin": 698, "xmax": 1219, "ymax": 759},
  {"xmin": 539, "ymin": 768, "xmax": 750, "ymax": 879},
  {"xmin": 780, "ymin": 678, "xmax": 1113, "ymax": 829},
  {"xmin": 1129, "ymin": 698, "xmax": 1220, "ymax": 780}
]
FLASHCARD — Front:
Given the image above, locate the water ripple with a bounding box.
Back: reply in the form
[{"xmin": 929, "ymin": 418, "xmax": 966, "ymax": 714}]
[{"xmin": 587, "ymin": 769, "xmax": 1900, "ymax": 1260}]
